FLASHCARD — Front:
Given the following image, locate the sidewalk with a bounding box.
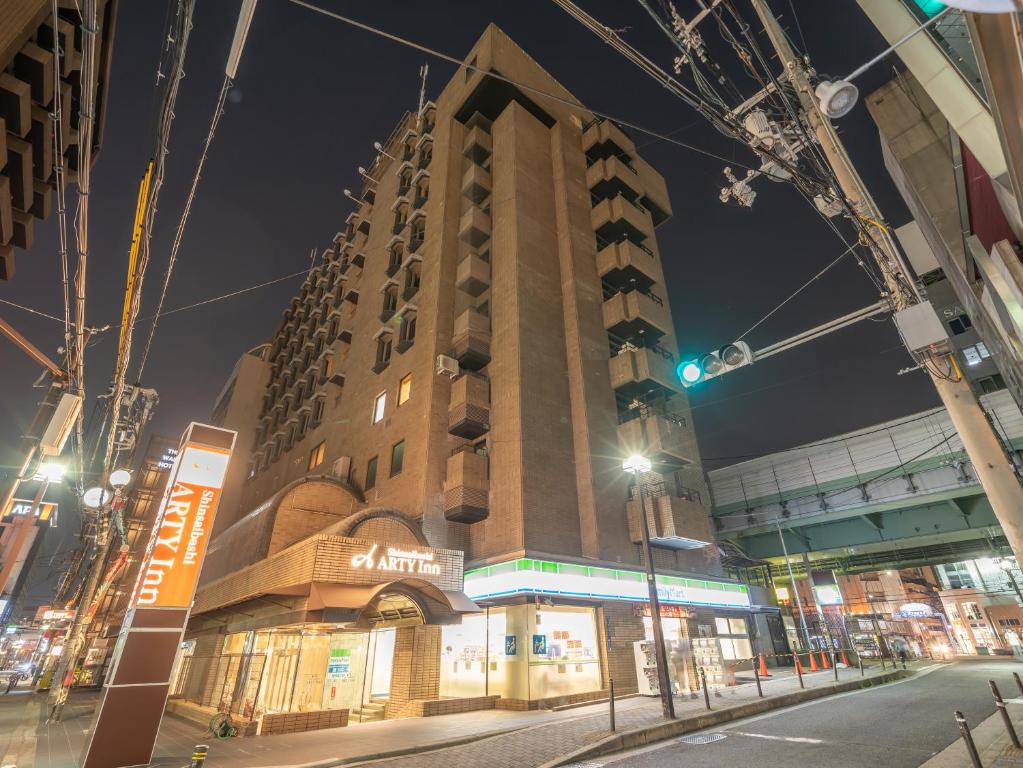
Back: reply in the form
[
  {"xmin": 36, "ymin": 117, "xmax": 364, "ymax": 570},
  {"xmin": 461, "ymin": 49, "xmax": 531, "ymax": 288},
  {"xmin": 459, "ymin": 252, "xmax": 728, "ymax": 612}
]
[
  {"xmin": 17, "ymin": 662, "xmax": 913, "ymax": 768},
  {"xmin": 922, "ymin": 678, "xmax": 1023, "ymax": 768}
]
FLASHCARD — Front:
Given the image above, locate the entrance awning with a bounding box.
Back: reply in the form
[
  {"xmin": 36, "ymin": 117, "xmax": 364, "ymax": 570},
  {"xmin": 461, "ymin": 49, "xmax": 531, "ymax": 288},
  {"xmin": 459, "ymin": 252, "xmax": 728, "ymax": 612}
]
[{"xmin": 308, "ymin": 578, "xmax": 479, "ymax": 628}]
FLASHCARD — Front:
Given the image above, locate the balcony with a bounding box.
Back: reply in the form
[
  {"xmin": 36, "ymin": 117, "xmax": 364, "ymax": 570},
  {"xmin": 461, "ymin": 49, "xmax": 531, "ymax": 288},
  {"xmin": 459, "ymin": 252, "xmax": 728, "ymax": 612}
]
[
  {"xmin": 591, "ymin": 195, "xmax": 653, "ymax": 246},
  {"xmin": 609, "ymin": 346, "xmax": 681, "ymax": 398},
  {"xmin": 617, "ymin": 413, "xmax": 693, "ymax": 472},
  {"xmin": 444, "ymin": 448, "xmax": 489, "ymax": 523},
  {"xmin": 450, "ymin": 307, "xmax": 491, "ymax": 371},
  {"xmin": 582, "ymin": 118, "xmax": 636, "ymax": 160},
  {"xmin": 630, "ymin": 155, "xmax": 671, "ymax": 225},
  {"xmin": 596, "ymin": 239, "xmax": 657, "ymax": 293},
  {"xmin": 462, "ymin": 164, "xmax": 492, "ymax": 204},
  {"xmin": 626, "ymin": 494, "xmax": 714, "ymax": 550},
  {"xmin": 602, "ymin": 290, "xmax": 669, "ymax": 342},
  {"xmin": 463, "ymin": 125, "xmax": 492, "ymax": 165},
  {"xmin": 587, "ymin": 157, "xmax": 642, "ymax": 205},
  {"xmin": 448, "ymin": 373, "xmax": 490, "ymax": 439},
  {"xmin": 456, "ymin": 252, "xmax": 490, "ymax": 297},
  {"xmin": 459, "ymin": 206, "xmax": 491, "ymax": 248}
]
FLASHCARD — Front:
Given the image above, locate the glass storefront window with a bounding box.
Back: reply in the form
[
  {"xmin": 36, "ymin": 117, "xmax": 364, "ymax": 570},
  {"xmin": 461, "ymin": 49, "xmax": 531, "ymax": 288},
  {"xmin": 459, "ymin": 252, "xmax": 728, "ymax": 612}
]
[{"xmin": 529, "ymin": 605, "xmax": 601, "ymax": 698}]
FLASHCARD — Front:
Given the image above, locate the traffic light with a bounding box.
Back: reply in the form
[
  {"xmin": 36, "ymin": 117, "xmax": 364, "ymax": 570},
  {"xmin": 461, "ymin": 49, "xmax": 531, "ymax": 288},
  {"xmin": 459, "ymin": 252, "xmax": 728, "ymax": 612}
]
[{"xmin": 677, "ymin": 341, "xmax": 754, "ymax": 387}]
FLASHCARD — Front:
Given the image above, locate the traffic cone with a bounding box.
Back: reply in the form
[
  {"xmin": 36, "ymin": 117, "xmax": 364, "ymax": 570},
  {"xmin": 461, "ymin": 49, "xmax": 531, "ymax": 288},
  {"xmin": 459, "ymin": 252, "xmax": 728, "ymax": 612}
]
[
  {"xmin": 819, "ymin": 651, "xmax": 830, "ymax": 669},
  {"xmin": 840, "ymin": 649, "xmax": 850, "ymax": 667},
  {"xmin": 809, "ymin": 651, "xmax": 819, "ymax": 672},
  {"xmin": 794, "ymin": 653, "xmax": 803, "ymax": 674},
  {"xmin": 758, "ymin": 653, "xmax": 772, "ymax": 678}
]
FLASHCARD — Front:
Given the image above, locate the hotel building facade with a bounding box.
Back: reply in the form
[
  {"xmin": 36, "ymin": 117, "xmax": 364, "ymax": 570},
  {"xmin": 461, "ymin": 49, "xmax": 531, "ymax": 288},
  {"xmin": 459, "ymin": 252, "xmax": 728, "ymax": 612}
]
[{"xmin": 171, "ymin": 25, "xmax": 761, "ymax": 734}]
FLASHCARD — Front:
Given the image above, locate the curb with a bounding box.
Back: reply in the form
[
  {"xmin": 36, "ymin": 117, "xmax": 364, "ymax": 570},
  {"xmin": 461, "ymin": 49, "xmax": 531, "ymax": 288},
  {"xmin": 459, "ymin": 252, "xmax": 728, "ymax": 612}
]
[
  {"xmin": 538, "ymin": 669, "xmax": 912, "ymax": 768},
  {"xmin": 296, "ymin": 723, "xmax": 534, "ymax": 767}
]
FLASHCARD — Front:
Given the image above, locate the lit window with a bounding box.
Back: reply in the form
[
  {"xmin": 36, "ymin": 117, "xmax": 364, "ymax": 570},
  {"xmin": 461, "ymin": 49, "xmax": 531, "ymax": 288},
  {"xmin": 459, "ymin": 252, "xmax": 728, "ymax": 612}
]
[
  {"xmin": 373, "ymin": 392, "xmax": 387, "ymax": 423},
  {"xmin": 398, "ymin": 374, "xmax": 412, "ymax": 405},
  {"xmin": 308, "ymin": 441, "xmax": 326, "ymax": 471},
  {"xmin": 366, "ymin": 456, "xmax": 378, "ymax": 491},
  {"xmin": 390, "ymin": 439, "xmax": 405, "ymax": 477},
  {"xmin": 963, "ymin": 343, "xmax": 991, "ymax": 367}
]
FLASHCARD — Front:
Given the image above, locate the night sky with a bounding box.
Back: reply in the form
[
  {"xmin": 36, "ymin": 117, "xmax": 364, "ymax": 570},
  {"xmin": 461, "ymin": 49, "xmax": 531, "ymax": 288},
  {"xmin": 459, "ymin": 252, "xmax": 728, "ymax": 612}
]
[{"xmin": 1, "ymin": 0, "xmax": 939, "ymax": 602}]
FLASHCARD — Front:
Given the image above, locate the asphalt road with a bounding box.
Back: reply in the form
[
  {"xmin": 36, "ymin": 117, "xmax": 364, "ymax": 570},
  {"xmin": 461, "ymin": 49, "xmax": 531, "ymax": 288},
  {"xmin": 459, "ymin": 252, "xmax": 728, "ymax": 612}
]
[{"xmin": 604, "ymin": 662, "xmax": 1017, "ymax": 768}]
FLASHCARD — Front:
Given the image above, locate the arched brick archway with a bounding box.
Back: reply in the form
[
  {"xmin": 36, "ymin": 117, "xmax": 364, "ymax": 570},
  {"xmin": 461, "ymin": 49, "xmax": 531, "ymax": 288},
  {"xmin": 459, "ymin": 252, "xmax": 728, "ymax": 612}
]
[{"xmin": 325, "ymin": 506, "xmax": 428, "ymax": 547}]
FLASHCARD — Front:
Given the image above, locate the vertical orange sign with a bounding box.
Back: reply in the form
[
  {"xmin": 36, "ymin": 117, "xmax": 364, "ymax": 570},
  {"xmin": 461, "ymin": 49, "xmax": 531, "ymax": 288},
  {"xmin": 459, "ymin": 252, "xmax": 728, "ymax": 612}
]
[{"xmin": 132, "ymin": 443, "xmax": 231, "ymax": 609}]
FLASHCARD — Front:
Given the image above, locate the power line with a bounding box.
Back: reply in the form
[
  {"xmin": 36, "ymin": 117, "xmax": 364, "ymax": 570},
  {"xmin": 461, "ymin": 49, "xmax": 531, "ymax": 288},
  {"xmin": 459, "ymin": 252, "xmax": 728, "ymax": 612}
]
[
  {"xmin": 0, "ymin": 298, "xmax": 65, "ymax": 324},
  {"xmin": 284, "ymin": 0, "xmax": 762, "ymax": 174}
]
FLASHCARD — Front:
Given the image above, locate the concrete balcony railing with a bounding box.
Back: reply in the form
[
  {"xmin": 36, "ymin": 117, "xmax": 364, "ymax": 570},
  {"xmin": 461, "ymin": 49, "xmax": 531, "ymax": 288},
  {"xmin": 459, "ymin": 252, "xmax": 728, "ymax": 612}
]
[
  {"xmin": 618, "ymin": 414, "xmax": 693, "ymax": 472},
  {"xmin": 456, "ymin": 252, "xmax": 490, "ymax": 297},
  {"xmin": 609, "ymin": 346, "xmax": 681, "ymax": 398},
  {"xmin": 586, "ymin": 156, "xmax": 643, "ymax": 202},
  {"xmin": 630, "ymin": 155, "xmax": 671, "ymax": 225},
  {"xmin": 462, "ymin": 164, "xmax": 492, "ymax": 204},
  {"xmin": 459, "ymin": 206, "xmax": 492, "ymax": 248},
  {"xmin": 463, "ymin": 125, "xmax": 493, "ymax": 165},
  {"xmin": 582, "ymin": 118, "xmax": 636, "ymax": 158},
  {"xmin": 591, "ymin": 195, "xmax": 653, "ymax": 247},
  {"xmin": 450, "ymin": 307, "xmax": 491, "ymax": 371},
  {"xmin": 448, "ymin": 372, "xmax": 490, "ymax": 439},
  {"xmin": 596, "ymin": 239, "xmax": 658, "ymax": 293},
  {"xmin": 444, "ymin": 448, "xmax": 489, "ymax": 523},
  {"xmin": 602, "ymin": 290, "xmax": 670, "ymax": 342},
  {"xmin": 626, "ymin": 495, "xmax": 714, "ymax": 549}
]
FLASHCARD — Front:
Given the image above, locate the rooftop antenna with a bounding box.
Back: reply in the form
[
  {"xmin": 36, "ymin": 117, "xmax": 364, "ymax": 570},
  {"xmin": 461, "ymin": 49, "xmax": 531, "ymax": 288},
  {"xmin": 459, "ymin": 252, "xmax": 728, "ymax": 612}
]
[{"xmin": 417, "ymin": 63, "xmax": 429, "ymax": 129}]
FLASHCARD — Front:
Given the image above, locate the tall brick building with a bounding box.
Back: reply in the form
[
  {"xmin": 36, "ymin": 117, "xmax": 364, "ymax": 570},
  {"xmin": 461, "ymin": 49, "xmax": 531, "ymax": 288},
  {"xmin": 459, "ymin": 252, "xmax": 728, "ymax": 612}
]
[
  {"xmin": 174, "ymin": 25, "xmax": 758, "ymax": 732},
  {"xmin": 0, "ymin": 0, "xmax": 117, "ymax": 280}
]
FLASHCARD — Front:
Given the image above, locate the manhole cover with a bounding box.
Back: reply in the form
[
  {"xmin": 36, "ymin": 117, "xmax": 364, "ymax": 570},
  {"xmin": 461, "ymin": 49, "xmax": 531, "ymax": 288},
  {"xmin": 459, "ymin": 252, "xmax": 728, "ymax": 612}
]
[{"xmin": 678, "ymin": 732, "xmax": 729, "ymax": 745}]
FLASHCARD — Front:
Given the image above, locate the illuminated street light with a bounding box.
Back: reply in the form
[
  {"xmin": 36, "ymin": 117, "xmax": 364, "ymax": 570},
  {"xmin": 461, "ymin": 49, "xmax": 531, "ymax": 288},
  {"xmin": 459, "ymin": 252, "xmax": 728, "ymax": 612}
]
[
  {"xmin": 109, "ymin": 469, "xmax": 132, "ymax": 489},
  {"xmin": 32, "ymin": 462, "xmax": 66, "ymax": 483},
  {"xmin": 83, "ymin": 487, "xmax": 112, "ymax": 509},
  {"xmin": 622, "ymin": 454, "xmax": 652, "ymax": 474}
]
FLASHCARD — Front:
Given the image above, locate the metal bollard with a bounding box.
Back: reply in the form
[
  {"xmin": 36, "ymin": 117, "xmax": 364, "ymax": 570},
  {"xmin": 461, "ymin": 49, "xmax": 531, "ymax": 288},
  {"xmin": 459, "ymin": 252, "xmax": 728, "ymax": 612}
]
[
  {"xmin": 191, "ymin": 745, "xmax": 209, "ymax": 768},
  {"xmin": 956, "ymin": 711, "xmax": 984, "ymax": 768},
  {"xmin": 753, "ymin": 658, "xmax": 763, "ymax": 698},
  {"xmin": 859, "ymin": 654, "xmax": 864, "ymax": 677},
  {"xmin": 990, "ymin": 680, "xmax": 1021, "ymax": 749},
  {"xmin": 795, "ymin": 653, "xmax": 804, "ymax": 689},
  {"xmin": 902, "ymin": 655, "xmax": 907, "ymax": 670},
  {"xmin": 1014, "ymin": 671, "xmax": 1023, "ymax": 698},
  {"xmin": 832, "ymin": 651, "xmax": 839, "ymax": 682},
  {"xmin": 701, "ymin": 667, "xmax": 711, "ymax": 710}
]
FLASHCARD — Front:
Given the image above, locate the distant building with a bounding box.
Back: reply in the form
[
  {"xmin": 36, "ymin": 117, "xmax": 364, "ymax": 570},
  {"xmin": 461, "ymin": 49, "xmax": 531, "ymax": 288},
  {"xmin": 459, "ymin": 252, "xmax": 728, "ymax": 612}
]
[
  {"xmin": 172, "ymin": 25, "xmax": 758, "ymax": 734},
  {"xmin": 0, "ymin": 0, "xmax": 118, "ymax": 279},
  {"xmin": 933, "ymin": 558, "xmax": 1023, "ymax": 654}
]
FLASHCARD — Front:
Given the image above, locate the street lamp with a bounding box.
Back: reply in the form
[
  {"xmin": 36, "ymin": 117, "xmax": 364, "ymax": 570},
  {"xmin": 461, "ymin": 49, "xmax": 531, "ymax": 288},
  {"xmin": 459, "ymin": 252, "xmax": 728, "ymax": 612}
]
[
  {"xmin": 83, "ymin": 470, "xmax": 133, "ymax": 544},
  {"xmin": 624, "ymin": 453, "xmax": 675, "ymax": 719}
]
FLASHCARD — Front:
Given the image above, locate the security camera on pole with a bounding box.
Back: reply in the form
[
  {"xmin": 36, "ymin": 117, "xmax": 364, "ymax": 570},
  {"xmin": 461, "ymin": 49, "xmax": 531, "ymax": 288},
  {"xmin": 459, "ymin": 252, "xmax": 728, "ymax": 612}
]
[{"xmin": 748, "ymin": 0, "xmax": 1023, "ymax": 568}]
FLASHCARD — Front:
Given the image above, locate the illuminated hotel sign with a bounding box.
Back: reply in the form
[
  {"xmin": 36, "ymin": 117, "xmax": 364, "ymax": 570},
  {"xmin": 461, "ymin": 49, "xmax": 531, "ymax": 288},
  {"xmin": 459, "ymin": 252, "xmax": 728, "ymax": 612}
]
[
  {"xmin": 351, "ymin": 544, "xmax": 442, "ymax": 576},
  {"xmin": 464, "ymin": 558, "xmax": 751, "ymax": 609},
  {"xmin": 133, "ymin": 441, "xmax": 231, "ymax": 608},
  {"xmin": 83, "ymin": 423, "xmax": 236, "ymax": 768},
  {"xmin": 3, "ymin": 499, "xmax": 57, "ymax": 522},
  {"xmin": 898, "ymin": 602, "xmax": 934, "ymax": 618}
]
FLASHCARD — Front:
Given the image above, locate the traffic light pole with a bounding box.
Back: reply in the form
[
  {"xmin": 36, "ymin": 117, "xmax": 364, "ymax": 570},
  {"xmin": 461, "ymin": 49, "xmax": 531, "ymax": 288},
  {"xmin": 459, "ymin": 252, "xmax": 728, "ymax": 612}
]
[{"xmin": 750, "ymin": 0, "xmax": 1023, "ymax": 568}]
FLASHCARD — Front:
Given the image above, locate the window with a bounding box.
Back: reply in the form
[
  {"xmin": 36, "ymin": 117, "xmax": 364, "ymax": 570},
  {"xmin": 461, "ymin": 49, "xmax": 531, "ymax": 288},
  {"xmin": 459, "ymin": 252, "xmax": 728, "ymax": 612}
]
[
  {"xmin": 398, "ymin": 373, "xmax": 412, "ymax": 405},
  {"xmin": 390, "ymin": 439, "xmax": 405, "ymax": 477},
  {"xmin": 308, "ymin": 441, "xmax": 326, "ymax": 470},
  {"xmin": 948, "ymin": 314, "xmax": 973, "ymax": 335},
  {"xmin": 311, "ymin": 398, "xmax": 324, "ymax": 425},
  {"xmin": 375, "ymin": 335, "xmax": 393, "ymax": 371},
  {"xmin": 365, "ymin": 456, "xmax": 378, "ymax": 491},
  {"xmin": 963, "ymin": 602, "xmax": 984, "ymax": 621},
  {"xmin": 979, "ymin": 374, "xmax": 1007, "ymax": 394},
  {"xmin": 373, "ymin": 391, "xmax": 387, "ymax": 423}
]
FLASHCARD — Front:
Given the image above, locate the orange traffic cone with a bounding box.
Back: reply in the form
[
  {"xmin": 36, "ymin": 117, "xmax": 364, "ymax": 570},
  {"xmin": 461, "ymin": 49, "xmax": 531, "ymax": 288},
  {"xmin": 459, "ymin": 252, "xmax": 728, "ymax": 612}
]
[
  {"xmin": 819, "ymin": 651, "xmax": 830, "ymax": 669},
  {"xmin": 840, "ymin": 649, "xmax": 850, "ymax": 667},
  {"xmin": 809, "ymin": 651, "xmax": 819, "ymax": 672},
  {"xmin": 794, "ymin": 653, "xmax": 803, "ymax": 674},
  {"xmin": 758, "ymin": 653, "xmax": 772, "ymax": 678}
]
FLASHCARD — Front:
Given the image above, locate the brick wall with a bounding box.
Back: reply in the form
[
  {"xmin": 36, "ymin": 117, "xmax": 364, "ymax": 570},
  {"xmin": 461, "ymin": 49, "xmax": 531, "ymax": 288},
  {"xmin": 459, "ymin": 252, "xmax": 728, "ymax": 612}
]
[
  {"xmin": 602, "ymin": 602, "xmax": 644, "ymax": 695},
  {"xmin": 259, "ymin": 709, "xmax": 348, "ymax": 735},
  {"xmin": 385, "ymin": 625, "xmax": 441, "ymax": 718}
]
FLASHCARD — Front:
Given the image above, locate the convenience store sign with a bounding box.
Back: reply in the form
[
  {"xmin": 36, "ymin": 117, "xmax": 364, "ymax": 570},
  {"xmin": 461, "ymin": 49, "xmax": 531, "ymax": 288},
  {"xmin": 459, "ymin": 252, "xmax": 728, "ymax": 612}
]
[{"xmin": 464, "ymin": 558, "xmax": 750, "ymax": 609}]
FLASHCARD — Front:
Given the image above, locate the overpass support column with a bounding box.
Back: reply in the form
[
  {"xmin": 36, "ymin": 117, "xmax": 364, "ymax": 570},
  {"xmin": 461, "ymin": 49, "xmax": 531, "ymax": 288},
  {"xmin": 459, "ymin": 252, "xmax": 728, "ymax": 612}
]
[{"xmin": 936, "ymin": 375, "xmax": 1023, "ymax": 564}]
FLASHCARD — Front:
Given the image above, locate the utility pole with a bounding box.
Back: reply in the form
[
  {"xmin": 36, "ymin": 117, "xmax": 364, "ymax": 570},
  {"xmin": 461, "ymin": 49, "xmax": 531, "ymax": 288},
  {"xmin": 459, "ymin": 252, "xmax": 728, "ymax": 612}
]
[{"xmin": 750, "ymin": 0, "xmax": 1023, "ymax": 568}]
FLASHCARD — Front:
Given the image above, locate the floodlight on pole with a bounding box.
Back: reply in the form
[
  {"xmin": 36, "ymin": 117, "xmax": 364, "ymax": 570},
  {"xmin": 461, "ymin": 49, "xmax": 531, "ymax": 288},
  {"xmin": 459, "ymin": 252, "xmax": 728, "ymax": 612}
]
[
  {"xmin": 373, "ymin": 141, "xmax": 397, "ymax": 161},
  {"xmin": 623, "ymin": 454, "xmax": 652, "ymax": 474},
  {"xmin": 82, "ymin": 487, "xmax": 112, "ymax": 509},
  {"xmin": 357, "ymin": 167, "xmax": 378, "ymax": 184},
  {"xmin": 343, "ymin": 189, "xmax": 362, "ymax": 206},
  {"xmin": 813, "ymin": 6, "xmax": 953, "ymax": 118},
  {"xmin": 109, "ymin": 469, "xmax": 133, "ymax": 489}
]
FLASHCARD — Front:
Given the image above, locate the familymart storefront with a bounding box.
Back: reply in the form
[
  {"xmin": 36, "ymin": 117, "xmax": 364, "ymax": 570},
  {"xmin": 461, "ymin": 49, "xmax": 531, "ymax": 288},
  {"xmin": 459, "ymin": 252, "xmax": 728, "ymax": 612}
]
[{"xmin": 445, "ymin": 556, "xmax": 756, "ymax": 704}]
